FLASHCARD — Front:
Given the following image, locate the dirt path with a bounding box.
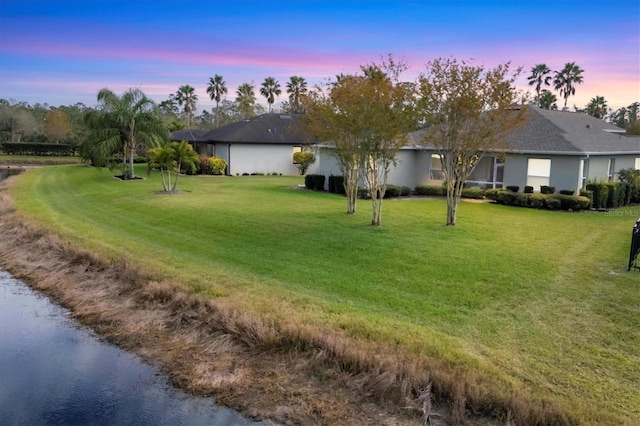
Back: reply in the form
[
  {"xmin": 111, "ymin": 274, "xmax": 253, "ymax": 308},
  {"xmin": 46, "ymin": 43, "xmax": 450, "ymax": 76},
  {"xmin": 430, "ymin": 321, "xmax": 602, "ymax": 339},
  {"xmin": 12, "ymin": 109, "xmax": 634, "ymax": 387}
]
[{"xmin": 0, "ymin": 175, "xmax": 452, "ymax": 425}]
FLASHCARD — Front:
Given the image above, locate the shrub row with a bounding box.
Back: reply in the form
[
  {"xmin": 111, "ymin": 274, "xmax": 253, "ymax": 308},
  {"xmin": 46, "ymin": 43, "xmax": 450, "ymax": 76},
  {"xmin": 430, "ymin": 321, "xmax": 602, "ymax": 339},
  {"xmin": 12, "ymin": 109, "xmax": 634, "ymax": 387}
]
[
  {"xmin": 485, "ymin": 189, "xmax": 591, "ymax": 211},
  {"xmin": 413, "ymin": 185, "xmax": 485, "ymax": 199},
  {"xmin": 1, "ymin": 142, "xmax": 77, "ymax": 156},
  {"xmin": 585, "ymin": 181, "xmax": 634, "ymax": 209}
]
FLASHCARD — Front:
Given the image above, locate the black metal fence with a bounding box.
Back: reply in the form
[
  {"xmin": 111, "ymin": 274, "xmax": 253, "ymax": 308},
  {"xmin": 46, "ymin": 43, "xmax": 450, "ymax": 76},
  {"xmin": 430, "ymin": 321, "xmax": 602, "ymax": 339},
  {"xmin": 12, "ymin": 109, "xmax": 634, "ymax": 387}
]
[{"xmin": 629, "ymin": 218, "xmax": 640, "ymax": 271}]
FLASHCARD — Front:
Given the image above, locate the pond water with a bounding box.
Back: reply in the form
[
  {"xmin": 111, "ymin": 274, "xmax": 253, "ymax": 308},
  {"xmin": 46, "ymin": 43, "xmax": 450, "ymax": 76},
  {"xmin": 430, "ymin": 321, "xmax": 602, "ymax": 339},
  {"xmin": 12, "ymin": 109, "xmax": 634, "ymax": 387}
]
[{"xmin": 0, "ymin": 269, "xmax": 260, "ymax": 425}]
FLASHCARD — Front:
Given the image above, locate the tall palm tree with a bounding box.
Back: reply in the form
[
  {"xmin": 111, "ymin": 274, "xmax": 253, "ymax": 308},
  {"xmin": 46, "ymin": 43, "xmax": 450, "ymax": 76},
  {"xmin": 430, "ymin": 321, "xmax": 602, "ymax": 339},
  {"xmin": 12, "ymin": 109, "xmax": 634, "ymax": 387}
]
[
  {"xmin": 585, "ymin": 96, "xmax": 608, "ymax": 119},
  {"xmin": 553, "ymin": 62, "xmax": 584, "ymax": 110},
  {"xmin": 538, "ymin": 90, "xmax": 558, "ymax": 110},
  {"xmin": 206, "ymin": 74, "xmax": 227, "ymax": 127},
  {"xmin": 286, "ymin": 76, "xmax": 307, "ymax": 113},
  {"xmin": 527, "ymin": 64, "xmax": 552, "ymax": 101},
  {"xmin": 236, "ymin": 83, "xmax": 256, "ymax": 118},
  {"xmin": 83, "ymin": 88, "xmax": 166, "ymax": 179},
  {"xmin": 260, "ymin": 77, "xmax": 281, "ymax": 113},
  {"xmin": 175, "ymin": 85, "xmax": 198, "ymax": 127}
]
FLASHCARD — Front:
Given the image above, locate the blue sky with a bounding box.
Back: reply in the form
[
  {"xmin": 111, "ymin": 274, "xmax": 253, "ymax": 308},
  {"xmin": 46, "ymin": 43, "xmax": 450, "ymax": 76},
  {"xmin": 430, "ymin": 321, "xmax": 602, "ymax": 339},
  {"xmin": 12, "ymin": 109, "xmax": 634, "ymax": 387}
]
[{"xmin": 0, "ymin": 0, "xmax": 638, "ymax": 111}]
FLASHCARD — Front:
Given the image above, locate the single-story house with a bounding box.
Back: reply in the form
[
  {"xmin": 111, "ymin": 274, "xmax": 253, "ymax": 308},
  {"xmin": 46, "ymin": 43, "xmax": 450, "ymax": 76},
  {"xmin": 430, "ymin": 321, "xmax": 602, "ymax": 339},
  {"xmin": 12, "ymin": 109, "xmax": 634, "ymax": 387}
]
[
  {"xmin": 316, "ymin": 106, "xmax": 640, "ymax": 193},
  {"xmin": 171, "ymin": 113, "xmax": 318, "ymax": 176}
]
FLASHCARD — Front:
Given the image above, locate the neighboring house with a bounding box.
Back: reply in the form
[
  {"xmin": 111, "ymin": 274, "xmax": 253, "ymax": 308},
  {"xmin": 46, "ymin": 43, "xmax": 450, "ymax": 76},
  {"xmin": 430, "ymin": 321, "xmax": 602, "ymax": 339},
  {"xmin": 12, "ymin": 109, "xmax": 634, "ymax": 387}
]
[
  {"xmin": 171, "ymin": 113, "xmax": 318, "ymax": 176},
  {"xmin": 316, "ymin": 106, "xmax": 640, "ymax": 193}
]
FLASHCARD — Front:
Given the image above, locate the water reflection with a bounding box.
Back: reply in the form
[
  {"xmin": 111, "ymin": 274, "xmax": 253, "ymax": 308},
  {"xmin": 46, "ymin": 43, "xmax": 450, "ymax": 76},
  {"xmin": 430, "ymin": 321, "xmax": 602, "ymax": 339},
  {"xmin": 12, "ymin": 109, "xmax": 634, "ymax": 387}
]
[{"xmin": 0, "ymin": 270, "xmax": 259, "ymax": 425}]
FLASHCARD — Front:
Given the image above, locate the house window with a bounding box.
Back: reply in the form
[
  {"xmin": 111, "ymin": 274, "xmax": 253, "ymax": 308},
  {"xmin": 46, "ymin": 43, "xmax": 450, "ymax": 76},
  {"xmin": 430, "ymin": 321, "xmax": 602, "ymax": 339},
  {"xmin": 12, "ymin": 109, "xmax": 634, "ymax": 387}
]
[
  {"xmin": 293, "ymin": 146, "xmax": 302, "ymax": 164},
  {"xmin": 430, "ymin": 154, "xmax": 444, "ymax": 180},
  {"xmin": 526, "ymin": 158, "xmax": 551, "ymax": 191},
  {"xmin": 580, "ymin": 159, "xmax": 589, "ymax": 189},
  {"xmin": 607, "ymin": 159, "xmax": 615, "ymax": 181},
  {"xmin": 635, "ymin": 158, "xmax": 640, "ymax": 170}
]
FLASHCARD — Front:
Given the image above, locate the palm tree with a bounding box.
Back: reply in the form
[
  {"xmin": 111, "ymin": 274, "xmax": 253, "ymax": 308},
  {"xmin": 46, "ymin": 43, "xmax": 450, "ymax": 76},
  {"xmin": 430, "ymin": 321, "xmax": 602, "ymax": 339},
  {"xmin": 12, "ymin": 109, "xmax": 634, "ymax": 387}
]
[
  {"xmin": 83, "ymin": 88, "xmax": 166, "ymax": 179},
  {"xmin": 538, "ymin": 90, "xmax": 558, "ymax": 110},
  {"xmin": 286, "ymin": 76, "xmax": 307, "ymax": 113},
  {"xmin": 527, "ymin": 64, "xmax": 552, "ymax": 101},
  {"xmin": 585, "ymin": 96, "xmax": 608, "ymax": 119},
  {"xmin": 260, "ymin": 77, "xmax": 281, "ymax": 113},
  {"xmin": 148, "ymin": 141, "xmax": 200, "ymax": 192},
  {"xmin": 553, "ymin": 62, "xmax": 584, "ymax": 110},
  {"xmin": 206, "ymin": 74, "xmax": 227, "ymax": 127},
  {"xmin": 236, "ymin": 83, "xmax": 256, "ymax": 118},
  {"xmin": 175, "ymin": 85, "xmax": 198, "ymax": 127}
]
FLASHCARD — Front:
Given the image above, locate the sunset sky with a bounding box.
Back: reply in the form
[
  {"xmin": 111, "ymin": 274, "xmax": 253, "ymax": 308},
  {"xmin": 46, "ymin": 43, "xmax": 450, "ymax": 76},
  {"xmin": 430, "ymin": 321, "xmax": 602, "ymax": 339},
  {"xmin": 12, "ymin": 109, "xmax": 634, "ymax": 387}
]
[{"xmin": 1, "ymin": 0, "xmax": 638, "ymax": 112}]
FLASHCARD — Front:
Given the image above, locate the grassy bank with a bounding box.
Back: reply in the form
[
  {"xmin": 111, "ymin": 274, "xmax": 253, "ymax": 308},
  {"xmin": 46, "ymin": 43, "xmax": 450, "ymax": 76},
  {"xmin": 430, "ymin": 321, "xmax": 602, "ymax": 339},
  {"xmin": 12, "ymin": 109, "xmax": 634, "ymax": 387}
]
[{"xmin": 9, "ymin": 165, "xmax": 640, "ymax": 424}]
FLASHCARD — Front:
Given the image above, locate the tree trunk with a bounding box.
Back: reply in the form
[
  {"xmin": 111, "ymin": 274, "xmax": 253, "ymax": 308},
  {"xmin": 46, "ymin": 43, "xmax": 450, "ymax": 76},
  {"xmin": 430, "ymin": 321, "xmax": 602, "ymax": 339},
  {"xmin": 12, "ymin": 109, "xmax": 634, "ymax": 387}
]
[
  {"xmin": 446, "ymin": 196, "xmax": 458, "ymax": 226},
  {"xmin": 344, "ymin": 166, "xmax": 359, "ymax": 214},
  {"xmin": 371, "ymin": 192, "xmax": 383, "ymax": 226}
]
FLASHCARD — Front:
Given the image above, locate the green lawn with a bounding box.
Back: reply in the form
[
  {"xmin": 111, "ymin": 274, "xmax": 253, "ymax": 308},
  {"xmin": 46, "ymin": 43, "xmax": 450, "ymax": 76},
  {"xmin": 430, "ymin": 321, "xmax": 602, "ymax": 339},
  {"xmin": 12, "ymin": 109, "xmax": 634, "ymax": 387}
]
[{"xmin": 10, "ymin": 165, "xmax": 640, "ymax": 423}]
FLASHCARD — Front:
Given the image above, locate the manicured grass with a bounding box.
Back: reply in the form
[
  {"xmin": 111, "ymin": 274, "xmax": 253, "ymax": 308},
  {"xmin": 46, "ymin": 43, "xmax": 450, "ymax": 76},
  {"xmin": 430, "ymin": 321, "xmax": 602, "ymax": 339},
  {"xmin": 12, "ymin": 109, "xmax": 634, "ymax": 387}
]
[{"xmin": 10, "ymin": 165, "xmax": 640, "ymax": 423}]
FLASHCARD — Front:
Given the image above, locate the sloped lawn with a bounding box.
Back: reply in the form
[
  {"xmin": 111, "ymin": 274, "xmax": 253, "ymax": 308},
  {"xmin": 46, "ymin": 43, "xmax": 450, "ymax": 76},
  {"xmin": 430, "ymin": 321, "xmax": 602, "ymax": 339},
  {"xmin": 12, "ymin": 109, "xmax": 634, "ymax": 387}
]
[{"xmin": 10, "ymin": 164, "xmax": 640, "ymax": 423}]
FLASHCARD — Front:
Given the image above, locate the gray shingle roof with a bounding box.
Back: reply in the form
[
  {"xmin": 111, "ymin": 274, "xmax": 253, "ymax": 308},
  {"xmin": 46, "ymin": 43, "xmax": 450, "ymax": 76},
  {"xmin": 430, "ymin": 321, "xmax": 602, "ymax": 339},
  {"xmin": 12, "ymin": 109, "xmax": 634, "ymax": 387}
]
[
  {"xmin": 529, "ymin": 107, "xmax": 640, "ymax": 155},
  {"xmin": 407, "ymin": 106, "xmax": 640, "ymax": 155},
  {"xmin": 170, "ymin": 128, "xmax": 208, "ymax": 142},
  {"xmin": 201, "ymin": 113, "xmax": 311, "ymax": 144}
]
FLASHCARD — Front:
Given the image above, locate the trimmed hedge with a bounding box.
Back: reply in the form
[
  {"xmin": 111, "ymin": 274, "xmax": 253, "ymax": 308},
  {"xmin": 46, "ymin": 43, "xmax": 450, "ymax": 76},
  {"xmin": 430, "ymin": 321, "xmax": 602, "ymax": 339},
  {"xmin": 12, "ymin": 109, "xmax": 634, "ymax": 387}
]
[
  {"xmin": 1, "ymin": 142, "xmax": 76, "ymax": 156},
  {"xmin": 414, "ymin": 185, "xmax": 486, "ymax": 199},
  {"xmin": 485, "ymin": 189, "xmax": 590, "ymax": 211},
  {"xmin": 414, "ymin": 185, "xmax": 446, "ymax": 196},
  {"xmin": 384, "ymin": 185, "xmax": 412, "ymax": 198},
  {"xmin": 305, "ymin": 174, "xmax": 325, "ymax": 191},
  {"xmin": 585, "ymin": 182, "xmax": 609, "ymax": 209}
]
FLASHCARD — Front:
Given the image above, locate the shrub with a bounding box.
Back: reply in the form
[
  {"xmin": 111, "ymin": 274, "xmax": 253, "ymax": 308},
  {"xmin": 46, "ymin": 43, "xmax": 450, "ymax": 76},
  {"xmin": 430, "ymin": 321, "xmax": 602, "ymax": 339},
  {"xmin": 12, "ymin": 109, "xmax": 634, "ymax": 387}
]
[
  {"xmin": 524, "ymin": 186, "xmax": 534, "ymax": 193},
  {"xmin": 304, "ymin": 174, "xmax": 313, "ymax": 189},
  {"xmin": 545, "ymin": 198, "xmax": 561, "ymax": 210},
  {"xmin": 527, "ymin": 193, "xmax": 547, "ymax": 209},
  {"xmin": 199, "ymin": 156, "xmax": 211, "ymax": 174},
  {"xmin": 328, "ymin": 175, "xmax": 337, "ymax": 193},
  {"xmin": 502, "ymin": 191, "xmax": 518, "ymax": 205},
  {"xmin": 579, "ymin": 189, "xmax": 593, "ymax": 209},
  {"xmin": 620, "ymin": 181, "xmax": 633, "ymax": 206},
  {"xmin": 618, "ymin": 168, "xmax": 640, "ymax": 203},
  {"xmin": 559, "ymin": 189, "xmax": 575, "ymax": 195},
  {"xmin": 400, "ymin": 186, "xmax": 412, "ymax": 196},
  {"xmin": 334, "ymin": 176, "xmax": 346, "ymax": 195},
  {"xmin": 540, "ymin": 185, "xmax": 556, "ymax": 194},
  {"xmin": 414, "ymin": 185, "xmax": 446, "ymax": 196},
  {"xmin": 384, "ymin": 185, "xmax": 401, "ymax": 198},
  {"xmin": 208, "ymin": 157, "xmax": 227, "ymax": 175},
  {"xmin": 513, "ymin": 193, "xmax": 528, "ymax": 207},
  {"xmin": 485, "ymin": 189, "xmax": 506, "ymax": 203},
  {"xmin": 617, "ymin": 182, "xmax": 629, "ymax": 207},
  {"xmin": 305, "ymin": 174, "xmax": 325, "ymax": 191},
  {"xmin": 293, "ymin": 151, "xmax": 316, "ymax": 175},
  {"xmin": 506, "ymin": 185, "xmax": 519, "ymax": 193},
  {"xmin": 552, "ymin": 194, "xmax": 590, "ymax": 211},
  {"xmin": 604, "ymin": 182, "xmax": 619, "ymax": 208},
  {"xmin": 461, "ymin": 188, "xmax": 485, "ymax": 199},
  {"xmin": 0, "ymin": 142, "xmax": 76, "ymax": 156},
  {"xmin": 586, "ymin": 182, "xmax": 609, "ymax": 209}
]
